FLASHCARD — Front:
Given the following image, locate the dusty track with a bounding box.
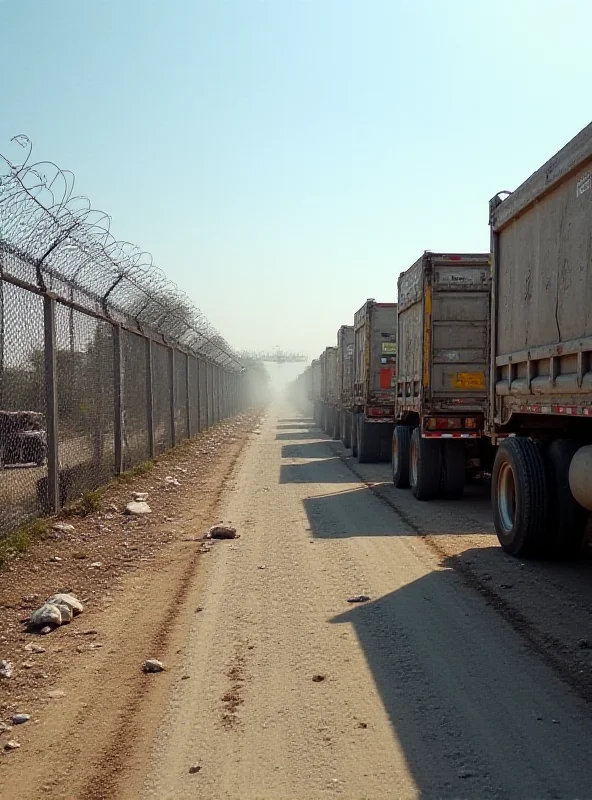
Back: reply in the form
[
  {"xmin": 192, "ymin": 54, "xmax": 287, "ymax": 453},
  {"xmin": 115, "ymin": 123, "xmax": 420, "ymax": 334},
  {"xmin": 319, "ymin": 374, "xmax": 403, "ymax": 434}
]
[{"xmin": 4, "ymin": 407, "xmax": 592, "ymax": 799}]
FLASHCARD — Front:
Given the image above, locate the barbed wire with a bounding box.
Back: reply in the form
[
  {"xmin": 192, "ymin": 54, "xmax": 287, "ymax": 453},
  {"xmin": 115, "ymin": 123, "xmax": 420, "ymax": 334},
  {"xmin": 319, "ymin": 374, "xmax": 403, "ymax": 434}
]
[{"xmin": 0, "ymin": 135, "xmax": 243, "ymax": 370}]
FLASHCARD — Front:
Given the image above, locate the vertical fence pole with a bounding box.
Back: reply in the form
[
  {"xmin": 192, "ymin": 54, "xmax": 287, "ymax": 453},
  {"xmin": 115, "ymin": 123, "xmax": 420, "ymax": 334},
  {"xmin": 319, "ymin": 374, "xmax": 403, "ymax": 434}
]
[
  {"xmin": 146, "ymin": 338, "xmax": 155, "ymax": 458},
  {"xmin": 207, "ymin": 361, "xmax": 213, "ymax": 428},
  {"xmin": 196, "ymin": 358, "xmax": 202, "ymax": 433},
  {"xmin": 113, "ymin": 325, "xmax": 124, "ymax": 475},
  {"xmin": 43, "ymin": 295, "xmax": 60, "ymax": 512},
  {"xmin": 185, "ymin": 352, "xmax": 191, "ymax": 439},
  {"xmin": 169, "ymin": 347, "xmax": 176, "ymax": 447}
]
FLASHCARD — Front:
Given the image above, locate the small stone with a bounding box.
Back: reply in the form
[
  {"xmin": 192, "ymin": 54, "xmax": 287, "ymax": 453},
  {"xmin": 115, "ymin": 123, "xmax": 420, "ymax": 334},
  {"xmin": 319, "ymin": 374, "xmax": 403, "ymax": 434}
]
[
  {"xmin": 52, "ymin": 523, "xmax": 74, "ymax": 534},
  {"xmin": 29, "ymin": 603, "xmax": 63, "ymax": 630},
  {"xmin": 4, "ymin": 740, "xmax": 20, "ymax": 751},
  {"xmin": 11, "ymin": 714, "xmax": 30, "ymax": 725},
  {"xmin": 80, "ymin": 629, "xmax": 98, "ymax": 636},
  {"xmin": 164, "ymin": 476, "xmax": 181, "ymax": 487},
  {"xmin": 552, "ymin": 719, "xmax": 560, "ymax": 724},
  {"xmin": 22, "ymin": 661, "xmax": 35, "ymax": 669},
  {"xmin": 458, "ymin": 769, "xmax": 473, "ymax": 779},
  {"xmin": 499, "ymin": 583, "xmax": 513, "ymax": 589},
  {"xmin": 132, "ymin": 492, "xmax": 148, "ymax": 502},
  {"xmin": 49, "ymin": 556, "xmax": 62, "ymax": 563},
  {"xmin": 195, "ymin": 607, "xmax": 203, "ymax": 614},
  {"xmin": 46, "ymin": 594, "xmax": 84, "ymax": 616},
  {"xmin": 357, "ymin": 722, "xmax": 368, "ymax": 729},
  {"xmin": 577, "ymin": 638, "xmax": 591, "ymax": 649},
  {"xmin": 257, "ymin": 565, "xmax": 267, "ymax": 570},
  {"xmin": 125, "ymin": 501, "xmax": 152, "ymax": 516},
  {"xmin": 0, "ymin": 722, "xmax": 11, "ymax": 733},
  {"xmin": 0, "ymin": 660, "xmax": 14, "ymax": 679},
  {"xmin": 89, "ymin": 562, "xmax": 103, "ymax": 569},
  {"xmin": 22, "ymin": 594, "xmax": 40, "ymax": 604},
  {"xmin": 47, "ymin": 689, "xmax": 66, "ymax": 698},
  {"xmin": 209, "ymin": 525, "xmax": 237, "ymax": 540},
  {"xmin": 181, "ymin": 675, "xmax": 190, "ymax": 680},
  {"xmin": 347, "ymin": 595, "xmax": 370, "ymax": 604},
  {"xmin": 55, "ymin": 605, "xmax": 73, "ymax": 624},
  {"xmin": 312, "ymin": 674, "xmax": 326, "ymax": 683},
  {"xmin": 189, "ymin": 764, "xmax": 201, "ymax": 774},
  {"xmin": 40, "ymin": 626, "xmax": 53, "ymax": 636},
  {"xmin": 142, "ymin": 659, "xmax": 165, "ymax": 674}
]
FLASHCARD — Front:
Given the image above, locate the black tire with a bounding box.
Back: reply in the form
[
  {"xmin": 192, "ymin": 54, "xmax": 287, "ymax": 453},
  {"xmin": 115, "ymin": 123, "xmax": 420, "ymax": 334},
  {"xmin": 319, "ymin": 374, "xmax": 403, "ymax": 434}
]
[
  {"xmin": 491, "ymin": 437, "xmax": 549, "ymax": 557},
  {"xmin": 392, "ymin": 425, "xmax": 412, "ymax": 488},
  {"xmin": 441, "ymin": 440, "xmax": 465, "ymax": 499},
  {"xmin": 357, "ymin": 417, "xmax": 381, "ymax": 463},
  {"xmin": 409, "ymin": 428, "xmax": 442, "ymax": 500},
  {"xmin": 543, "ymin": 439, "xmax": 588, "ymax": 559},
  {"xmin": 332, "ymin": 410, "xmax": 341, "ymax": 441},
  {"xmin": 342, "ymin": 412, "xmax": 352, "ymax": 449},
  {"xmin": 351, "ymin": 415, "xmax": 358, "ymax": 457}
]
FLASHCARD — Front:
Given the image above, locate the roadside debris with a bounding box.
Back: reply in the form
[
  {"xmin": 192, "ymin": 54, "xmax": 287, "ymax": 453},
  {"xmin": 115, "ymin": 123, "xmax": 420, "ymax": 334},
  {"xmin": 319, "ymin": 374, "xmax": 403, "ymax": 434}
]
[
  {"xmin": 189, "ymin": 764, "xmax": 202, "ymax": 774},
  {"xmin": 28, "ymin": 593, "xmax": 84, "ymax": 633},
  {"xmin": 143, "ymin": 658, "xmax": 165, "ymax": 674},
  {"xmin": 125, "ymin": 500, "xmax": 152, "ymax": 516},
  {"xmin": 209, "ymin": 525, "xmax": 237, "ymax": 540},
  {"xmin": 347, "ymin": 595, "xmax": 370, "ymax": 604},
  {"xmin": 0, "ymin": 660, "xmax": 14, "ymax": 679},
  {"xmin": 3, "ymin": 740, "xmax": 20, "ymax": 751},
  {"xmin": 11, "ymin": 714, "xmax": 30, "ymax": 725}
]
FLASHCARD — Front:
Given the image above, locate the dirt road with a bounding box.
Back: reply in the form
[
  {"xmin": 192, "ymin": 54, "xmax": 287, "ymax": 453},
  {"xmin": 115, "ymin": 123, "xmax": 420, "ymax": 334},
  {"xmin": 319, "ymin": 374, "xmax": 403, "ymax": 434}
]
[
  {"xmin": 137, "ymin": 409, "xmax": 592, "ymax": 799},
  {"xmin": 3, "ymin": 407, "xmax": 592, "ymax": 799}
]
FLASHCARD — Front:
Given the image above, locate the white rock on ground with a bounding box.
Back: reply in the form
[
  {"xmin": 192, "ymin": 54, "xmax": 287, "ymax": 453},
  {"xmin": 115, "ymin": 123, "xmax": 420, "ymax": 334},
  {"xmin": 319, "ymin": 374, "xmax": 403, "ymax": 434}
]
[
  {"xmin": 132, "ymin": 492, "xmax": 149, "ymax": 502},
  {"xmin": 52, "ymin": 523, "xmax": 75, "ymax": 534},
  {"xmin": 29, "ymin": 603, "xmax": 63, "ymax": 630},
  {"xmin": 125, "ymin": 501, "xmax": 152, "ymax": 516},
  {"xmin": 0, "ymin": 660, "xmax": 14, "ymax": 679},
  {"xmin": 164, "ymin": 476, "xmax": 181, "ymax": 487},
  {"xmin": 142, "ymin": 659, "xmax": 165, "ymax": 673},
  {"xmin": 55, "ymin": 604, "xmax": 73, "ymax": 624},
  {"xmin": 24, "ymin": 643, "xmax": 46, "ymax": 653},
  {"xmin": 46, "ymin": 594, "xmax": 84, "ymax": 616}
]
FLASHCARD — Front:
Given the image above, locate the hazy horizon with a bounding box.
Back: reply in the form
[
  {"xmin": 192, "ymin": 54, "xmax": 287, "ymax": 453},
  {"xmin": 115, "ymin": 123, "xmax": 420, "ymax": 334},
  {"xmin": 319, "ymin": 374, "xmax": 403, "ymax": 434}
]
[{"xmin": 1, "ymin": 0, "xmax": 591, "ymax": 364}]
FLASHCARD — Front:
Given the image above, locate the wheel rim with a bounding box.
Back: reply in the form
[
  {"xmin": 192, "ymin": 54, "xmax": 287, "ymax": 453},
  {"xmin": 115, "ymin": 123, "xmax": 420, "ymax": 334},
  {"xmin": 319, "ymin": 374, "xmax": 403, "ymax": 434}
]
[
  {"xmin": 497, "ymin": 461, "xmax": 516, "ymax": 533},
  {"xmin": 410, "ymin": 436, "xmax": 418, "ymax": 486}
]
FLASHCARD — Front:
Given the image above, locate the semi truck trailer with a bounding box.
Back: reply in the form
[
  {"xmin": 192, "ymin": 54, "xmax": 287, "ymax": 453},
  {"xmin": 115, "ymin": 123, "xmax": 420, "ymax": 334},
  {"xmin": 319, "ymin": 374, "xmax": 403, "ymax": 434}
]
[
  {"xmin": 350, "ymin": 299, "xmax": 397, "ymax": 463},
  {"xmin": 335, "ymin": 325, "xmax": 354, "ymax": 445},
  {"xmin": 489, "ymin": 121, "xmax": 592, "ymax": 558},
  {"xmin": 319, "ymin": 346, "xmax": 338, "ymax": 435},
  {"xmin": 392, "ymin": 252, "xmax": 491, "ymax": 500}
]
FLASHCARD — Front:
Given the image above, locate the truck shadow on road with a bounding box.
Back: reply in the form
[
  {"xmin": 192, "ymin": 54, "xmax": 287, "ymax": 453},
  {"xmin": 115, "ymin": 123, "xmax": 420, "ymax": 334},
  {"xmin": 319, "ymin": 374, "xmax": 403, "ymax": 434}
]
[
  {"xmin": 329, "ymin": 557, "xmax": 592, "ymax": 799},
  {"xmin": 275, "ymin": 431, "xmax": 322, "ymax": 441},
  {"xmin": 276, "ymin": 423, "xmax": 315, "ymax": 430}
]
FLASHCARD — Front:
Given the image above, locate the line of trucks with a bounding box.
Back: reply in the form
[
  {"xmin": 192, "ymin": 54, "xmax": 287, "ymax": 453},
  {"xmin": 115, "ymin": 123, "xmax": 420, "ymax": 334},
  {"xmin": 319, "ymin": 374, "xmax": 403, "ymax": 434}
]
[{"xmin": 293, "ymin": 121, "xmax": 592, "ymax": 560}]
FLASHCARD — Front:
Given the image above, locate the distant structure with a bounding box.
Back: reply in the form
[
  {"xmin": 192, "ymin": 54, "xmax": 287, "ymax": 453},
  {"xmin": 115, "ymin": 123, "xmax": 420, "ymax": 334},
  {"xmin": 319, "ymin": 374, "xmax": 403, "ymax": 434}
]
[{"xmin": 240, "ymin": 347, "xmax": 307, "ymax": 364}]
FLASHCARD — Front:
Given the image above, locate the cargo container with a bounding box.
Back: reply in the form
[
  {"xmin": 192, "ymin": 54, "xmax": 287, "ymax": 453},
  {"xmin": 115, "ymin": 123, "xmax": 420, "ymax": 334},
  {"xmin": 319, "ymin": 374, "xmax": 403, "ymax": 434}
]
[
  {"xmin": 488, "ymin": 122, "xmax": 592, "ymax": 558},
  {"xmin": 319, "ymin": 346, "xmax": 338, "ymax": 434},
  {"xmin": 392, "ymin": 252, "xmax": 491, "ymax": 499},
  {"xmin": 335, "ymin": 325, "xmax": 354, "ymax": 445},
  {"xmin": 311, "ymin": 358, "xmax": 322, "ymax": 426},
  {"xmin": 350, "ymin": 300, "xmax": 397, "ymax": 462}
]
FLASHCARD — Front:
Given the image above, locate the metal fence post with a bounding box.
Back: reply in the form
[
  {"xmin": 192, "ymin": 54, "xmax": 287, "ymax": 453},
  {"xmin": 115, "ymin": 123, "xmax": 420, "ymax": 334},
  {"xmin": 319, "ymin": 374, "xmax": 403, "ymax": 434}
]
[
  {"xmin": 113, "ymin": 325, "xmax": 124, "ymax": 474},
  {"xmin": 185, "ymin": 352, "xmax": 192, "ymax": 438},
  {"xmin": 146, "ymin": 338, "xmax": 155, "ymax": 458},
  {"xmin": 196, "ymin": 358, "xmax": 202, "ymax": 433},
  {"xmin": 43, "ymin": 294, "xmax": 60, "ymax": 512},
  {"xmin": 206, "ymin": 361, "xmax": 213, "ymax": 428},
  {"xmin": 169, "ymin": 347, "xmax": 176, "ymax": 447}
]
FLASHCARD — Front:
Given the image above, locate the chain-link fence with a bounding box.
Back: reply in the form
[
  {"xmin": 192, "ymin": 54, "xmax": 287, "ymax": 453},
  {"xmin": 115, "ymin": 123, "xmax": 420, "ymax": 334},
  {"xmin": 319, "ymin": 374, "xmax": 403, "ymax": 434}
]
[{"xmin": 0, "ymin": 135, "xmax": 250, "ymax": 537}]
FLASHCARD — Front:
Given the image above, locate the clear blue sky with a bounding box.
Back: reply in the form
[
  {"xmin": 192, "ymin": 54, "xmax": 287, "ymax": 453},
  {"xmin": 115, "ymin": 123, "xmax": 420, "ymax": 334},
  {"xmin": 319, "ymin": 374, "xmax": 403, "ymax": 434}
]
[{"xmin": 1, "ymin": 0, "xmax": 591, "ymax": 368}]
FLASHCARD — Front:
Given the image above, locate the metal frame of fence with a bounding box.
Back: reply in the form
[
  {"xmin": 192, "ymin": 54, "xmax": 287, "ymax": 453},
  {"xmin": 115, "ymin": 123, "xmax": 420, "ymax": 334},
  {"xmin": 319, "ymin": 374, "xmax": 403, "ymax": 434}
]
[{"xmin": 0, "ymin": 135, "xmax": 251, "ymax": 536}]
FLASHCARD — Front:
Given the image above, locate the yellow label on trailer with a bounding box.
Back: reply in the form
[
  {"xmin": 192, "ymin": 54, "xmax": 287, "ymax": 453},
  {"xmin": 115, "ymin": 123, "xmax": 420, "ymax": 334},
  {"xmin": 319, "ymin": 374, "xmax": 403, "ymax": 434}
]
[
  {"xmin": 381, "ymin": 342, "xmax": 397, "ymax": 354},
  {"xmin": 450, "ymin": 371, "xmax": 486, "ymax": 390}
]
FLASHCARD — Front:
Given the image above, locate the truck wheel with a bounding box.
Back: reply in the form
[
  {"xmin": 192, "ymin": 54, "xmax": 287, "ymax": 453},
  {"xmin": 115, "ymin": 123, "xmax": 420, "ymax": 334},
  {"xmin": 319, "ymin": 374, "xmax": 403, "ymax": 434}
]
[
  {"xmin": 543, "ymin": 439, "xmax": 588, "ymax": 559},
  {"xmin": 332, "ymin": 410, "xmax": 341, "ymax": 440},
  {"xmin": 392, "ymin": 425, "xmax": 412, "ymax": 488},
  {"xmin": 492, "ymin": 437, "xmax": 549, "ymax": 556},
  {"xmin": 357, "ymin": 418, "xmax": 380, "ymax": 463},
  {"xmin": 441, "ymin": 440, "xmax": 465, "ymax": 499},
  {"xmin": 342, "ymin": 412, "xmax": 352, "ymax": 449},
  {"xmin": 409, "ymin": 428, "xmax": 442, "ymax": 500}
]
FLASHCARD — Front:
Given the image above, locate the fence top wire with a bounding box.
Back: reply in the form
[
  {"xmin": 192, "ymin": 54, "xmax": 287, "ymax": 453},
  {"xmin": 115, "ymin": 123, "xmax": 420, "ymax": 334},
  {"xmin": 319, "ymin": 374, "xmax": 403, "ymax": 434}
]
[{"xmin": 0, "ymin": 135, "xmax": 243, "ymax": 371}]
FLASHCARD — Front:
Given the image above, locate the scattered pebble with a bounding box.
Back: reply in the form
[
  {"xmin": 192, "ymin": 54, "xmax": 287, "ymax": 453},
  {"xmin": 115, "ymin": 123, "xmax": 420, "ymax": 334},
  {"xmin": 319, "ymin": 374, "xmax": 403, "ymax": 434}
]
[
  {"xmin": 347, "ymin": 595, "xmax": 370, "ymax": 604},
  {"xmin": 0, "ymin": 722, "xmax": 12, "ymax": 733},
  {"xmin": 209, "ymin": 525, "xmax": 237, "ymax": 540},
  {"xmin": 0, "ymin": 660, "xmax": 14, "ymax": 679},
  {"xmin": 499, "ymin": 584, "xmax": 513, "ymax": 590},
  {"xmin": 143, "ymin": 659, "xmax": 165, "ymax": 674},
  {"xmin": 4, "ymin": 740, "xmax": 20, "ymax": 751},
  {"xmin": 22, "ymin": 661, "xmax": 35, "ymax": 669},
  {"xmin": 357, "ymin": 722, "xmax": 368, "ymax": 729},
  {"xmin": 49, "ymin": 556, "xmax": 62, "ymax": 563},
  {"xmin": 80, "ymin": 629, "xmax": 98, "ymax": 636},
  {"xmin": 47, "ymin": 689, "xmax": 66, "ymax": 699},
  {"xmin": 181, "ymin": 675, "xmax": 191, "ymax": 680},
  {"xmin": 257, "ymin": 565, "xmax": 267, "ymax": 570},
  {"xmin": 125, "ymin": 501, "xmax": 152, "ymax": 516},
  {"xmin": 40, "ymin": 626, "xmax": 53, "ymax": 636},
  {"xmin": 89, "ymin": 562, "xmax": 103, "ymax": 569},
  {"xmin": 189, "ymin": 764, "xmax": 202, "ymax": 774},
  {"xmin": 312, "ymin": 674, "xmax": 326, "ymax": 683},
  {"xmin": 29, "ymin": 603, "xmax": 63, "ymax": 630},
  {"xmin": 164, "ymin": 476, "xmax": 181, "ymax": 487},
  {"xmin": 577, "ymin": 638, "xmax": 591, "ymax": 649},
  {"xmin": 52, "ymin": 523, "xmax": 75, "ymax": 534},
  {"xmin": 132, "ymin": 492, "xmax": 148, "ymax": 502},
  {"xmin": 11, "ymin": 714, "xmax": 30, "ymax": 725}
]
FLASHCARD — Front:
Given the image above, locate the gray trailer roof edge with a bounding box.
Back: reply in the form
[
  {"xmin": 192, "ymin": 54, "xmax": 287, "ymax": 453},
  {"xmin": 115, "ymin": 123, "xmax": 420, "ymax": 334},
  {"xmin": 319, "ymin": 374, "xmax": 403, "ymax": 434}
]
[{"xmin": 491, "ymin": 122, "xmax": 592, "ymax": 231}]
